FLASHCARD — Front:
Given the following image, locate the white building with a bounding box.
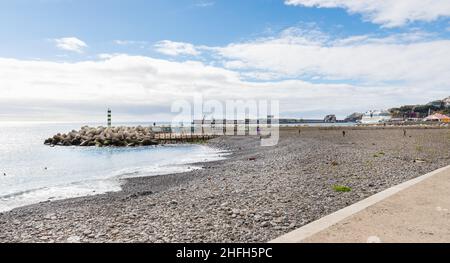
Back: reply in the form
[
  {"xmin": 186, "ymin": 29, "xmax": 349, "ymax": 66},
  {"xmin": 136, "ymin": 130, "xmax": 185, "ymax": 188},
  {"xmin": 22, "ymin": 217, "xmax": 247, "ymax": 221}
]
[{"xmin": 360, "ymin": 110, "xmax": 392, "ymax": 124}]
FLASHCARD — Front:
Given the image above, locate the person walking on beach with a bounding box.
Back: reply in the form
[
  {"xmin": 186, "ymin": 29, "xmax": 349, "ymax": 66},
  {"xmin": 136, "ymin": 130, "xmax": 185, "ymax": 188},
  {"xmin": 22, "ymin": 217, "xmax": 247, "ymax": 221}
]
[
  {"xmin": 403, "ymin": 129, "xmax": 407, "ymax": 137},
  {"xmin": 342, "ymin": 130, "xmax": 346, "ymax": 137}
]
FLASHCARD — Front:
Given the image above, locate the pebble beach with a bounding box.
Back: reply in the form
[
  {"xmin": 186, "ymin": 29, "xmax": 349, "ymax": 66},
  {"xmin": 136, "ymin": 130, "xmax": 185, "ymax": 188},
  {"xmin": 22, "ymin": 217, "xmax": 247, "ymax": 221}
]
[{"xmin": 0, "ymin": 127, "xmax": 449, "ymax": 243}]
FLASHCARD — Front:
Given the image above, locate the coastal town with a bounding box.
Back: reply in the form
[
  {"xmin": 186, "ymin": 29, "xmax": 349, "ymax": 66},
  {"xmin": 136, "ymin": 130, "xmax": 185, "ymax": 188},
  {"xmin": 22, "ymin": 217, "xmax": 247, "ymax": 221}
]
[{"xmin": 282, "ymin": 96, "xmax": 450, "ymax": 125}]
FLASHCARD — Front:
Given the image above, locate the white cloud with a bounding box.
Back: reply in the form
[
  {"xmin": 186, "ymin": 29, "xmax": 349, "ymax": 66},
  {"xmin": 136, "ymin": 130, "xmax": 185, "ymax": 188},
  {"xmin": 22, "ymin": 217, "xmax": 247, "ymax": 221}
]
[
  {"xmin": 223, "ymin": 60, "xmax": 247, "ymax": 70},
  {"xmin": 195, "ymin": 1, "xmax": 215, "ymax": 8},
  {"xmin": 155, "ymin": 40, "xmax": 200, "ymax": 56},
  {"xmin": 214, "ymin": 27, "xmax": 450, "ymax": 87},
  {"xmin": 114, "ymin": 40, "xmax": 148, "ymax": 46},
  {"xmin": 97, "ymin": 53, "xmax": 126, "ymax": 60},
  {"xmin": 114, "ymin": 40, "xmax": 134, "ymax": 45},
  {"xmin": 54, "ymin": 37, "xmax": 87, "ymax": 53},
  {"xmin": 285, "ymin": 0, "xmax": 450, "ymax": 27},
  {"xmin": 0, "ymin": 54, "xmax": 446, "ymax": 121},
  {"xmin": 3, "ymin": 28, "xmax": 450, "ymax": 121}
]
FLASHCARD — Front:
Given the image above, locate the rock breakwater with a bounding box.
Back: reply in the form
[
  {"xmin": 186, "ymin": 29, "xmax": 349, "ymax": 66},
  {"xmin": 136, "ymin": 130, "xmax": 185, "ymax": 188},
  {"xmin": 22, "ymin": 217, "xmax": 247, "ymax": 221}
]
[{"xmin": 44, "ymin": 126, "xmax": 158, "ymax": 147}]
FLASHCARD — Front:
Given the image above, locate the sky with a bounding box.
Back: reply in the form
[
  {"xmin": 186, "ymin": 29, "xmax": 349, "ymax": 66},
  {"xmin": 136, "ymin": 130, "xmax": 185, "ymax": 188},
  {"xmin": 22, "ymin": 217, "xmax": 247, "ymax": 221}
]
[{"xmin": 1, "ymin": 0, "xmax": 450, "ymax": 121}]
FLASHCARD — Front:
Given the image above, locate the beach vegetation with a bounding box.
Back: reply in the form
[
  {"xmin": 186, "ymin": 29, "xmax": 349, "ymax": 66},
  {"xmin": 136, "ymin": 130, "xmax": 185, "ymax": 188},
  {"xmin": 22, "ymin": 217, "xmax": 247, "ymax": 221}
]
[
  {"xmin": 373, "ymin": 152, "xmax": 385, "ymax": 158},
  {"xmin": 333, "ymin": 185, "xmax": 352, "ymax": 192}
]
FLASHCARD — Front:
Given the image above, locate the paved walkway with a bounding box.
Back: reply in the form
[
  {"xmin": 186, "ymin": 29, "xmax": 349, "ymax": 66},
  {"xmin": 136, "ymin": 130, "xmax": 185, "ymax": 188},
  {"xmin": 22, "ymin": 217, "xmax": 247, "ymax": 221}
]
[{"xmin": 271, "ymin": 165, "xmax": 450, "ymax": 243}]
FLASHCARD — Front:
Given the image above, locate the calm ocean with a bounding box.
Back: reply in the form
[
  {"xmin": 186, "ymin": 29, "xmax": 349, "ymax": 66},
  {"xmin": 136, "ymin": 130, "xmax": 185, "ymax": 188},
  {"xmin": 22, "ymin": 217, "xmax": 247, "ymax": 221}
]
[{"xmin": 0, "ymin": 122, "xmax": 226, "ymax": 212}]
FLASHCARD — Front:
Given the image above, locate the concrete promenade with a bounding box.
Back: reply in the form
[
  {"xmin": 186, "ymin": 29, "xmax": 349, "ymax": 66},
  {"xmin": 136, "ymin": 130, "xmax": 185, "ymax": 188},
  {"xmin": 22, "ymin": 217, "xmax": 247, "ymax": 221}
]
[{"xmin": 271, "ymin": 165, "xmax": 450, "ymax": 243}]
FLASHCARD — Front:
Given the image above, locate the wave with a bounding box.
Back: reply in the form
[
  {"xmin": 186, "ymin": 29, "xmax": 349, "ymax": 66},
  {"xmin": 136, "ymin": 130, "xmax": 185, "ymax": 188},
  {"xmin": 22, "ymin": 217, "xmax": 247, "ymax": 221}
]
[{"xmin": 0, "ymin": 145, "xmax": 229, "ymax": 213}]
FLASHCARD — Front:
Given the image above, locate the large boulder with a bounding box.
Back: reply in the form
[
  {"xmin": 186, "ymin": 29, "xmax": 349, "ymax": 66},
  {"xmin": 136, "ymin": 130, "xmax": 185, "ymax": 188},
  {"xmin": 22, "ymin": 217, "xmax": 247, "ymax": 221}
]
[
  {"xmin": 45, "ymin": 126, "xmax": 157, "ymax": 147},
  {"xmin": 80, "ymin": 139, "xmax": 91, "ymax": 147},
  {"xmin": 141, "ymin": 138, "xmax": 158, "ymax": 146}
]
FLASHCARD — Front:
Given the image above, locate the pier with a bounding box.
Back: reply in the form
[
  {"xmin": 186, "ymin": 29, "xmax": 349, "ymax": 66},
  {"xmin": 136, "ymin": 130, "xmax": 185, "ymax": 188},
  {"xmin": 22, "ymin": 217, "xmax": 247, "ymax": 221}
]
[
  {"xmin": 154, "ymin": 133, "xmax": 219, "ymax": 144},
  {"xmin": 44, "ymin": 124, "xmax": 256, "ymax": 147},
  {"xmin": 44, "ymin": 112, "xmax": 276, "ymax": 147}
]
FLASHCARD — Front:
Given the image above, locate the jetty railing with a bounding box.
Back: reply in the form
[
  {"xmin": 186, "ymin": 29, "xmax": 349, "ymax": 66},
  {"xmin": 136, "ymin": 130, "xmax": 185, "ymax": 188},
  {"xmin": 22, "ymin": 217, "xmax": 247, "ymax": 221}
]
[
  {"xmin": 151, "ymin": 122, "xmax": 273, "ymax": 144},
  {"xmin": 153, "ymin": 133, "xmax": 219, "ymax": 144}
]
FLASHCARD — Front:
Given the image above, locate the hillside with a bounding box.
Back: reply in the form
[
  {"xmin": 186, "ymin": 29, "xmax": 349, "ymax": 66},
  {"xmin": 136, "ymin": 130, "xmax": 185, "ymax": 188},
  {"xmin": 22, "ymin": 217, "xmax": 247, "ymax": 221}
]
[{"xmin": 389, "ymin": 96, "xmax": 450, "ymax": 118}]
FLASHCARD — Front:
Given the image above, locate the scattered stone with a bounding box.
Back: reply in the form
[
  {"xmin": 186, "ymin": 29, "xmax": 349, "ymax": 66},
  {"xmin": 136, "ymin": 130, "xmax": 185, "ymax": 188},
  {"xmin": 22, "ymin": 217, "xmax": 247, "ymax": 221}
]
[
  {"xmin": 129, "ymin": 191, "xmax": 153, "ymax": 198},
  {"xmin": 67, "ymin": 235, "xmax": 81, "ymax": 243},
  {"xmin": 261, "ymin": 222, "xmax": 270, "ymax": 227},
  {"xmin": 43, "ymin": 213, "xmax": 56, "ymax": 220}
]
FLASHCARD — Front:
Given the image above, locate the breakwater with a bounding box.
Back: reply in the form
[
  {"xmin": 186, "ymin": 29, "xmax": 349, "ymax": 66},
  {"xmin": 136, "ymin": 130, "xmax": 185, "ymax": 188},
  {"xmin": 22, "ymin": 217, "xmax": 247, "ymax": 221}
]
[{"xmin": 44, "ymin": 126, "xmax": 158, "ymax": 147}]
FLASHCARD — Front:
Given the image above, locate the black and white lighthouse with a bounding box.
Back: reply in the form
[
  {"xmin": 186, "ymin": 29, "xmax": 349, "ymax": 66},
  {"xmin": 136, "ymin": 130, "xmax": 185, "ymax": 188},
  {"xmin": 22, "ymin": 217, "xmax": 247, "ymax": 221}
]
[{"xmin": 107, "ymin": 108, "xmax": 112, "ymax": 127}]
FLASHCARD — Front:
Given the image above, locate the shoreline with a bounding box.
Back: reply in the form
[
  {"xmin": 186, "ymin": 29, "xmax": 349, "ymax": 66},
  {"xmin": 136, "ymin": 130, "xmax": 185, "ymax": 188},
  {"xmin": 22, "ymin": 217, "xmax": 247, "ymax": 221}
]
[
  {"xmin": 0, "ymin": 127, "xmax": 449, "ymax": 242},
  {"xmin": 0, "ymin": 143, "xmax": 228, "ymax": 214}
]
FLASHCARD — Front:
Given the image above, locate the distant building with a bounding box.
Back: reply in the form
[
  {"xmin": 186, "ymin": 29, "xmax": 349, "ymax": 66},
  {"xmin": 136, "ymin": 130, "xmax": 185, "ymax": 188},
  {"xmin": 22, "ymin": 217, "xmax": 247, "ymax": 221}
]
[
  {"xmin": 360, "ymin": 110, "xmax": 392, "ymax": 124},
  {"xmin": 424, "ymin": 113, "xmax": 450, "ymax": 123},
  {"xmin": 324, "ymin": 114, "xmax": 337, "ymax": 123}
]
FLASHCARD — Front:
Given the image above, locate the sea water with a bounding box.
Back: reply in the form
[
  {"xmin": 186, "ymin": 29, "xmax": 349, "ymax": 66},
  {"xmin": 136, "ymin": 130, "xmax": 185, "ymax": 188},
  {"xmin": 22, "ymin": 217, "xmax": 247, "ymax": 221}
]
[{"xmin": 0, "ymin": 122, "xmax": 227, "ymax": 212}]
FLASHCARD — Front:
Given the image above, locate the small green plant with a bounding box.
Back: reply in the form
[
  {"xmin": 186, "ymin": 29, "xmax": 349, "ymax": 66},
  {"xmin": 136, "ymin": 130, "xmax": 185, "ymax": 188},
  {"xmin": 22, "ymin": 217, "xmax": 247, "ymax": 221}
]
[
  {"xmin": 373, "ymin": 152, "xmax": 385, "ymax": 158},
  {"xmin": 333, "ymin": 185, "xmax": 352, "ymax": 192},
  {"xmin": 415, "ymin": 145, "xmax": 423, "ymax": 152}
]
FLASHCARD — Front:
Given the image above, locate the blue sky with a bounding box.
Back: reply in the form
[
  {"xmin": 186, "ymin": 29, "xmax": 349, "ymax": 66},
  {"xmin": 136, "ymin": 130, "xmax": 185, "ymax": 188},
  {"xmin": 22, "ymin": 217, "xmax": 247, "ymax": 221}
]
[
  {"xmin": 0, "ymin": 0, "xmax": 371, "ymax": 58},
  {"xmin": 0, "ymin": 0, "xmax": 450, "ymax": 121},
  {"xmin": 3, "ymin": 0, "xmax": 448, "ymax": 60}
]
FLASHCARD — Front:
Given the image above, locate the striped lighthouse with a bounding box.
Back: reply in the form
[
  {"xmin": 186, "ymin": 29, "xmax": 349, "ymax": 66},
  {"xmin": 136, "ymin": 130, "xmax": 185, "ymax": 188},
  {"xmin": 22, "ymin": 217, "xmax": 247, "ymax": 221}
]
[{"xmin": 107, "ymin": 108, "xmax": 112, "ymax": 127}]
